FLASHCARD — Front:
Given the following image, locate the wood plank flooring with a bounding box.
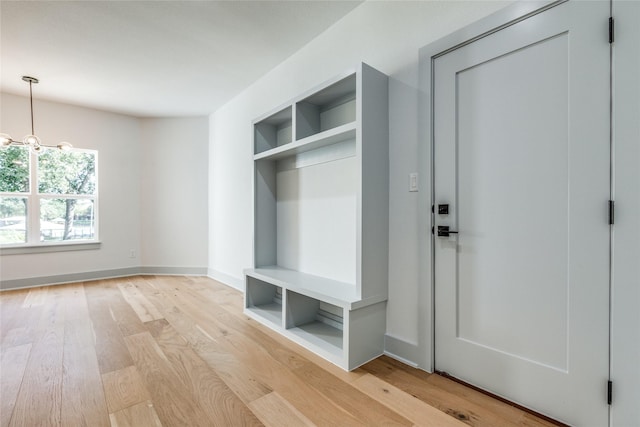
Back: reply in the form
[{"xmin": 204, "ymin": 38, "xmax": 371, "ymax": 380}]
[{"xmin": 0, "ymin": 275, "xmax": 560, "ymax": 427}]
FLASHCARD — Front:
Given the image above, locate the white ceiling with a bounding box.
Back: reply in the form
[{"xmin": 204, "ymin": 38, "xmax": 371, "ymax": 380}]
[{"xmin": 1, "ymin": 1, "xmax": 361, "ymax": 117}]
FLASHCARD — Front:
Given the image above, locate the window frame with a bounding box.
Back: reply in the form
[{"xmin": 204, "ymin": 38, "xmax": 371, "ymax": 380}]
[{"xmin": 0, "ymin": 146, "xmax": 99, "ymax": 250}]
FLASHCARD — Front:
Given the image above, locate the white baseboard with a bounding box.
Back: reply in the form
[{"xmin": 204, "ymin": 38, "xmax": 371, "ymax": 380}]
[
  {"xmin": 139, "ymin": 266, "xmax": 208, "ymax": 276},
  {"xmin": 0, "ymin": 266, "xmax": 207, "ymax": 291},
  {"xmin": 207, "ymin": 268, "xmax": 244, "ymax": 291},
  {"xmin": 0, "ymin": 267, "xmax": 141, "ymax": 291},
  {"xmin": 384, "ymin": 334, "xmax": 420, "ymax": 368}
]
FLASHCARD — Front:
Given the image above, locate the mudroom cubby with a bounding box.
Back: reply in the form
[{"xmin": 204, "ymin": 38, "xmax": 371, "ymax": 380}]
[
  {"xmin": 245, "ymin": 63, "xmax": 389, "ymax": 370},
  {"xmin": 286, "ymin": 291, "xmax": 344, "ymax": 359},
  {"xmin": 245, "ymin": 276, "xmax": 283, "ymax": 328},
  {"xmin": 254, "ymin": 106, "xmax": 293, "ymax": 155},
  {"xmin": 295, "ymin": 73, "xmax": 356, "ymax": 140}
]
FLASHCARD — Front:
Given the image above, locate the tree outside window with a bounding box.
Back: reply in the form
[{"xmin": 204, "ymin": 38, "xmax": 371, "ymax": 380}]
[{"xmin": 0, "ymin": 146, "xmax": 97, "ymax": 245}]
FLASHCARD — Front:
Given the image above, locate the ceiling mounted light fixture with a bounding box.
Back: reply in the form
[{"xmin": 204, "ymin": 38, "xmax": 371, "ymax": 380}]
[{"xmin": 0, "ymin": 76, "xmax": 72, "ymax": 154}]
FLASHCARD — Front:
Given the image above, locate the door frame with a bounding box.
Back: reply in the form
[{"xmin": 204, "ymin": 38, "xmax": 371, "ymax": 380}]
[{"xmin": 417, "ymin": 0, "xmax": 570, "ymax": 372}]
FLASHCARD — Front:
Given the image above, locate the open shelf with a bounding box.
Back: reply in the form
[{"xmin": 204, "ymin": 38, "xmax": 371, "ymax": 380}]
[
  {"xmin": 296, "ymin": 74, "xmax": 356, "ymax": 140},
  {"xmin": 253, "ymin": 122, "xmax": 356, "ymax": 161},
  {"xmin": 288, "ymin": 323, "xmax": 343, "ymax": 360},
  {"xmin": 245, "ymin": 276, "xmax": 282, "ymax": 327},
  {"xmin": 286, "ymin": 290, "xmax": 343, "ymax": 358},
  {"xmin": 254, "ymin": 106, "xmax": 293, "ymax": 155}
]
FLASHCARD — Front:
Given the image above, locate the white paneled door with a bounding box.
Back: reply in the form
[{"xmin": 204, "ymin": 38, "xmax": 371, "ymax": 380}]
[{"xmin": 433, "ymin": 1, "xmax": 610, "ymax": 425}]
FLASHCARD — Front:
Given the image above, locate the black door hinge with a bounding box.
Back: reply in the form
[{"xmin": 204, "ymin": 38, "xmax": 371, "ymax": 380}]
[
  {"xmin": 609, "ymin": 17, "xmax": 615, "ymax": 43},
  {"xmin": 609, "ymin": 200, "xmax": 615, "ymax": 225},
  {"xmin": 608, "ymin": 380, "xmax": 613, "ymax": 405}
]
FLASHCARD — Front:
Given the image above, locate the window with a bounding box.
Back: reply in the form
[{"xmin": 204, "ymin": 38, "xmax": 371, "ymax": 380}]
[{"xmin": 0, "ymin": 146, "xmax": 98, "ymax": 246}]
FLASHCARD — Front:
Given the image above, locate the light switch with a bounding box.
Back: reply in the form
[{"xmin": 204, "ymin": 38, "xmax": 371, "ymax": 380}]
[{"xmin": 409, "ymin": 172, "xmax": 418, "ymax": 192}]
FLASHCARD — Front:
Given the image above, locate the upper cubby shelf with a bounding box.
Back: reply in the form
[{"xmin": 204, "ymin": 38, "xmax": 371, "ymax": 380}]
[
  {"xmin": 295, "ymin": 74, "xmax": 356, "ymax": 140},
  {"xmin": 253, "ymin": 73, "xmax": 357, "ymax": 161},
  {"xmin": 254, "ymin": 106, "xmax": 293, "ymax": 155}
]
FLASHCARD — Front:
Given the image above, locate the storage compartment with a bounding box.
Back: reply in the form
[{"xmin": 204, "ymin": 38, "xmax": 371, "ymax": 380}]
[
  {"xmin": 246, "ymin": 276, "xmax": 283, "ymax": 327},
  {"xmin": 286, "ymin": 290, "xmax": 343, "ymax": 357},
  {"xmin": 296, "ymin": 74, "xmax": 356, "ymax": 140},
  {"xmin": 254, "ymin": 106, "xmax": 293, "ymax": 154}
]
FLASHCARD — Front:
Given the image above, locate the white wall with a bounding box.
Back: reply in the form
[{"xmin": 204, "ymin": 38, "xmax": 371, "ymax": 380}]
[
  {"xmin": 0, "ymin": 93, "xmax": 142, "ymax": 284},
  {"xmin": 0, "ymin": 95, "xmax": 210, "ymax": 287},
  {"xmin": 140, "ymin": 117, "xmax": 209, "ymax": 272},
  {"xmin": 208, "ymin": 0, "xmax": 511, "ymax": 351}
]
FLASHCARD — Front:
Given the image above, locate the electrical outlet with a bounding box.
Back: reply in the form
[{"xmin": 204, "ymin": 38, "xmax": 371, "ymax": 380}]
[{"xmin": 409, "ymin": 172, "xmax": 418, "ymax": 192}]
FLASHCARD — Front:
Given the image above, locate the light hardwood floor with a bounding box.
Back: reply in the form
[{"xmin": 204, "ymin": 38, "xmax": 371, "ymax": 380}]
[{"xmin": 0, "ymin": 275, "xmax": 560, "ymax": 427}]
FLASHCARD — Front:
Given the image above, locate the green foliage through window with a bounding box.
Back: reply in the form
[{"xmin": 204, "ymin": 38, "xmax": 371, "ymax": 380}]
[
  {"xmin": 0, "ymin": 146, "xmax": 97, "ymax": 245},
  {"xmin": 0, "ymin": 197, "xmax": 27, "ymax": 244},
  {"xmin": 0, "ymin": 146, "xmax": 29, "ymax": 193},
  {"xmin": 38, "ymin": 150, "xmax": 95, "ymax": 195}
]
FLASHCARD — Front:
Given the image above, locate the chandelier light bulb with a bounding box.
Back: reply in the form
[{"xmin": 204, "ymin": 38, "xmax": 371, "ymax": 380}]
[
  {"xmin": 0, "ymin": 133, "xmax": 12, "ymax": 146},
  {"xmin": 23, "ymin": 134, "xmax": 41, "ymax": 147}
]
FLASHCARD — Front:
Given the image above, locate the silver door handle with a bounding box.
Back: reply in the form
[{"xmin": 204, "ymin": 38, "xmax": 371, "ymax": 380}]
[{"xmin": 437, "ymin": 226, "xmax": 459, "ymax": 237}]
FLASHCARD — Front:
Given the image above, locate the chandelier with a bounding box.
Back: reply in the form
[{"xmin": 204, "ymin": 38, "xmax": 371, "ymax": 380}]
[{"xmin": 0, "ymin": 76, "xmax": 72, "ymax": 153}]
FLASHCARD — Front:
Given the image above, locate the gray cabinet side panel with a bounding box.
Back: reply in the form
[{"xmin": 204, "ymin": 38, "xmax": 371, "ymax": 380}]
[{"xmin": 359, "ymin": 64, "xmax": 390, "ymax": 300}]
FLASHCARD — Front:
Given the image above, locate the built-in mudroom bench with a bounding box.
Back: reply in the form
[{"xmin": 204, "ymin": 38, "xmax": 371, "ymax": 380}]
[{"xmin": 244, "ymin": 63, "xmax": 389, "ymax": 370}]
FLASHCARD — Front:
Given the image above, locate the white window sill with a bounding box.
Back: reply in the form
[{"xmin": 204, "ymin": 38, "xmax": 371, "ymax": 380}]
[{"xmin": 0, "ymin": 241, "xmax": 102, "ymax": 255}]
